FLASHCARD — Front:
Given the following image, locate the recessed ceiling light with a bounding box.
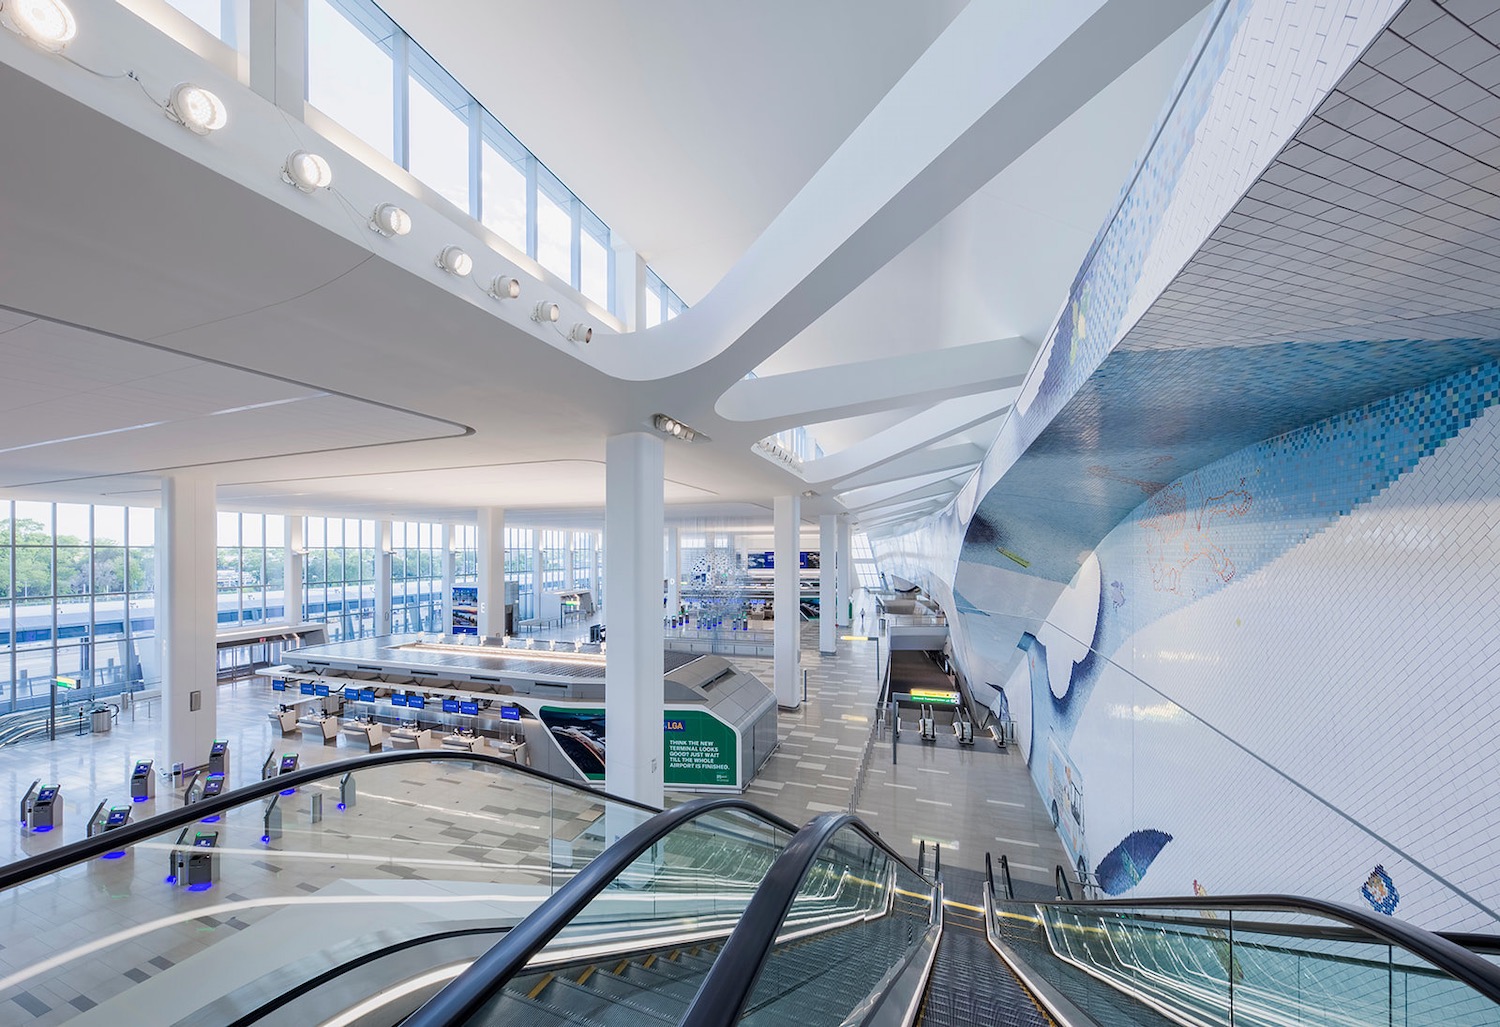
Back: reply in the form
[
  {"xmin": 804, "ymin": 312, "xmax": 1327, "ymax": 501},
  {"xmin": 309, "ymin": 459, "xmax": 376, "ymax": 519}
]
[
  {"xmin": 370, "ymin": 203, "xmax": 411, "ymax": 237},
  {"xmin": 1, "ymin": 0, "xmax": 77, "ymax": 51},
  {"xmin": 282, "ymin": 149, "xmax": 332, "ymax": 192},
  {"xmin": 166, "ymin": 83, "xmax": 227, "ymax": 134},
  {"xmin": 436, "ymin": 246, "xmax": 472, "ymax": 276}
]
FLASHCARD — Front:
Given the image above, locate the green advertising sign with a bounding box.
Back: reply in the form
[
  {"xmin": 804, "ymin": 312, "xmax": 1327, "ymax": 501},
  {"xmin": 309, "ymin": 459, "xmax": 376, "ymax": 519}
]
[
  {"xmin": 663, "ymin": 709, "xmax": 738, "ymax": 788},
  {"xmin": 537, "ymin": 706, "xmax": 739, "ymax": 788}
]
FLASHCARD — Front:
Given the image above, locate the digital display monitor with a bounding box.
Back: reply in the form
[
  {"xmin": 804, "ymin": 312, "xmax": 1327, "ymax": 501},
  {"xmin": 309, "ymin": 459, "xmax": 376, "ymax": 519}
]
[
  {"xmin": 500, "ymin": 706, "xmax": 521, "ymax": 721},
  {"xmin": 359, "ymin": 688, "xmax": 376, "ymax": 702},
  {"xmin": 748, "ymin": 552, "xmax": 772, "ymax": 570},
  {"xmin": 343, "ymin": 688, "xmax": 358, "ymax": 701},
  {"xmin": 800, "ymin": 550, "xmax": 820, "ymax": 569},
  {"xmin": 36, "ymin": 787, "xmax": 57, "ymax": 803},
  {"xmin": 408, "ymin": 695, "xmax": 426, "ymax": 710},
  {"xmin": 105, "ymin": 807, "xmax": 130, "ymax": 827},
  {"xmin": 271, "ymin": 679, "xmax": 286, "ymax": 691},
  {"xmin": 442, "ymin": 698, "xmax": 460, "ymax": 713},
  {"xmin": 133, "ymin": 761, "xmax": 152, "ymax": 775},
  {"xmin": 279, "ymin": 755, "xmax": 299, "ymax": 773},
  {"xmin": 314, "ymin": 684, "xmax": 330, "ymax": 698},
  {"xmin": 390, "ymin": 693, "xmax": 408, "ymax": 706},
  {"xmin": 460, "ymin": 701, "xmax": 479, "ymax": 716},
  {"xmin": 202, "ymin": 777, "xmax": 224, "ymax": 796},
  {"xmin": 210, "ymin": 740, "xmax": 228, "ymax": 755},
  {"xmin": 300, "ymin": 683, "xmax": 315, "ymax": 696},
  {"xmin": 193, "ymin": 834, "xmax": 216, "ymax": 848}
]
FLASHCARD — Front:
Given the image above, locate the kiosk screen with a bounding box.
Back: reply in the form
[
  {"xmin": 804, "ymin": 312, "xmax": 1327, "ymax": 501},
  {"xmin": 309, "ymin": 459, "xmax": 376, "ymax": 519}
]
[
  {"xmin": 203, "ymin": 776, "xmax": 224, "ymax": 797},
  {"xmin": 104, "ymin": 807, "xmax": 130, "ymax": 828},
  {"xmin": 36, "ymin": 787, "xmax": 56, "ymax": 803},
  {"xmin": 279, "ymin": 755, "xmax": 299, "ymax": 774}
]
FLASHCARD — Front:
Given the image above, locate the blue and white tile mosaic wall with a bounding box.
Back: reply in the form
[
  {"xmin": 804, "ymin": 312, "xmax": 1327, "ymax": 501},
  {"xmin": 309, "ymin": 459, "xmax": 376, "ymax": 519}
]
[{"xmin": 1001, "ymin": 360, "xmax": 1500, "ymax": 930}]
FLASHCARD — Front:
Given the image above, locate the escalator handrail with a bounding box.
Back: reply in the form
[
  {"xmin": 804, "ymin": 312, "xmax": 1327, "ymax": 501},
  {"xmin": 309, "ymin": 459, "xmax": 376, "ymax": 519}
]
[
  {"xmin": 1003, "ymin": 892, "xmax": 1500, "ymax": 1006},
  {"xmin": 404, "ymin": 795, "xmax": 799, "ymax": 1027},
  {"xmin": 679, "ymin": 811, "xmax": 936, "ymax": 1027},
  {"xmin": 0, "ymin": 748, "xmax": 656, "ymax": 892}
]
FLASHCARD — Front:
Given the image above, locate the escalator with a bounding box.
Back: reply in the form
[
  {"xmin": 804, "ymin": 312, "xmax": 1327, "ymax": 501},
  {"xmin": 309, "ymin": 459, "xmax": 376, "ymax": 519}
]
[{"xmin": 3, "ymin": 753, "xmax": 1499, "ymax": 1027}]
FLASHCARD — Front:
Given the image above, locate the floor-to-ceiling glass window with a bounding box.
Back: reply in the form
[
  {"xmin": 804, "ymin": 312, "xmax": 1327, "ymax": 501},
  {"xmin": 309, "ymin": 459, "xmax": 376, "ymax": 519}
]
[
  {"xmin": 453, "ymin": 524, "xmax": 477, "ymax": 584},
  {"xmin": 506, "ymin": 527, "xmax": 534, "ymax": 621},
  {"xmin": 304, "ymin": 517, "xmax": 376, "ymax": 641},
  {"xmin": 216, "ymin": 512, "xmax": 286, "ymax": 627},
  {"xmin": 850, "ymin": 531, "xmax": 883, "ymax": 591},
  {"xmin": 392, "ymin": 521, "xmax": 443, "ymax": 633},
  {"xmin": 571, "ymin": 532, "xmax": 594, "ymax": 591},
  {"xmin": 0, "ymin": 500, "xmax": 158, "ymax": 711},
  {"xmin": 539, "ymin": 530, "xmax": 567, "ymax": 595}
]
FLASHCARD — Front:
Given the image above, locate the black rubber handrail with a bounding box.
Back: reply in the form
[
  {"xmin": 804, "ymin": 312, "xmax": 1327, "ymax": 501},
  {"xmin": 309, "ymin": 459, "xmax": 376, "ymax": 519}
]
[
  {"xmin": 678, "ymin": 811, "xmax": 937, "ymax": 1027},
  {"xmin": 403, "ymin": 796, "xmax": 798, "ymax": 1027},
  {"xmin": 997, "ymin": 893, "xmax": 1500, "ymax": 1007},
  {"xmin": 0, "ymin": 748, "xmax": 654, "ymax": 892}
]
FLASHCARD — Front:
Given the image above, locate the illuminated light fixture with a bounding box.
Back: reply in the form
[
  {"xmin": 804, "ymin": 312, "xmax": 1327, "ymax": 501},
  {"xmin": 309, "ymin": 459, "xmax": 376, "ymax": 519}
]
[
  {"xmin": 567, "ymin": 323, "xmax": 593, "ymax": 344},
  {"xmin": 802, "ymin": 490, "xmax": 818, "ymax": 499},
  {"xmin": 436, "ymin": 245, "xmax": 473, "ymax": 277},
  {"xmin": 532, "ymin": 301, "xmax": 560, "ymax": 324},
  {"xmin": 0, "ymin": 0, "xmax": 77, "ymax": 51},
  {"xmin": 370, "ymin": 203, "xmax": 411, "ymax": 237},
  {"xmin": 487, "ymin": 275, "xmax": 520, "ymax": 300},
  {"xmin": 166, "ymin": 83, "xmax": 227, "ymax": 135},
  {"xmin": 282, "ymin": 149, "xmax": 332, "ymax": 192},
  {"xmin": 652, "ymin": 413, "xmax": 698, "ymax": 443}
]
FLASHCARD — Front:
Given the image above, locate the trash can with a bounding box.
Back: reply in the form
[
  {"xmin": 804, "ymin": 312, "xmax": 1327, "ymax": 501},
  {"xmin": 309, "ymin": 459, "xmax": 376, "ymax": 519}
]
[{"xmin": 91, "ymin": 707, "xmax": 113, "ymax": 733}]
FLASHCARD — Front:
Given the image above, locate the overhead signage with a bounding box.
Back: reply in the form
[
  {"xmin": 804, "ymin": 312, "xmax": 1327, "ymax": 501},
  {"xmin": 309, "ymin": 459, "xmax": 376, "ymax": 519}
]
[{"xmin": 906, "ymin": 688, "xmax": 961, "ymax": 706}]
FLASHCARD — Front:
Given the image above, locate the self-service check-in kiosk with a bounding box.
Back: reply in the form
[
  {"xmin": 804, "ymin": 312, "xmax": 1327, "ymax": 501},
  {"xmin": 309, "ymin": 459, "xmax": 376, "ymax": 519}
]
[
  {"xmin": 169, "ymin": 830, "xmax": 219, "ymax": 887},
  {"xmin": 202, "ymin": 773, "xmax": 226, "ymax": 800},
  {"xmin": 279, "ymin": 753, "xmax": 300, "ymax": 777},
  {"xmin": 130, "ymin": 760, "xmax": 155, "ymax": 802},
  {"xmin": 21, "ymin": 781, "xmax": 62, "ymax": 833},
  {"xmin": 88, "ymin": 802, "xmax": 131, "ymax": 838},
  {"xmin": 207, "ymin": 740, "xmax": 229, "ymax": 779}
]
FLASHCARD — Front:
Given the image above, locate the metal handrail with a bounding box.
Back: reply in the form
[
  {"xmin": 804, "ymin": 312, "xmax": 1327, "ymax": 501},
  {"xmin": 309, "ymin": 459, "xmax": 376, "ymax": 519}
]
[
  {"xmin": 1054, "ymin": 864, "xmax": 1074, "ymax": 899},
  {"xmin": 996, "ymin": 892, "xmax": 1500, "ymax": 1008},
  {"xmin": 678, "ymin": 812, "xmax": 937, "ymax": 1027},
  {"xmin": 404, "ymin": 796, "xmax": 799, "ymax": 1027},
  {"xmin": 0, "ymin": 748, "xmax": 656, "ymax": 893}
]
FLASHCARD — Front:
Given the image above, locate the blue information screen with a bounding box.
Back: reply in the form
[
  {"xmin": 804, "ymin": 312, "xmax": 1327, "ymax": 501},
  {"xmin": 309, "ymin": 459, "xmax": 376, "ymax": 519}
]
[
  {"xmin": 391, "ymin": 693, "xmax": 407, "ymax": 707},
  {"xmin": 314, "ymin": 684, "xmax": 330, "ymax": 698},
  {"xmin": 442, "ymin": 698, "xmax": 460, "ymax": 713},
  {"xmin": 460, "ymin": 701, "xmax": 479, "ymax": 715},
  {"xmin": 359, "ymin": 688, "xmax": 375, "ymax": 702},
  {"xmin": 271, "ymin": 679, "xmax": 286, "ymax": 691},
  {"xmin": 500, "ymin": 706, "xmax": 521, "ymax": 721},
  {"xmin": 299, "ymin": 683, "xmax": 314, "ymax": 696},
  {"xmin": 408, "ymin": 695, "xmax": 426, "ymax": 710},
  {"xmin": 343, "ymin": 688, "xmax": 358, "ymax": 701}
]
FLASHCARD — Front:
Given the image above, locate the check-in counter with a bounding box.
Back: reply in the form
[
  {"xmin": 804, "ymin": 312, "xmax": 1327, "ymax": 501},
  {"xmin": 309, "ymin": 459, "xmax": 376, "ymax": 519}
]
[
  {"xmin": 268, "ymin": 706, "xmax": 300, "ymax": 735},
  {"xmin": 298, "ymin": 713, "xmax": 341, "ymax": 744},
  {"xmin": 342, "ymin": 720, "xmax": 387, "ymax": 751},
  {"xmin": 389, "ymin": 726, "xmax": 441, "ymax": 750},
  {"xmin": 441, "ymin": 732, "xmax": 491, "ymax": 755},
  {"xmin": 492, "ymin": 737, "xmax": 530, "ymax": 766}
]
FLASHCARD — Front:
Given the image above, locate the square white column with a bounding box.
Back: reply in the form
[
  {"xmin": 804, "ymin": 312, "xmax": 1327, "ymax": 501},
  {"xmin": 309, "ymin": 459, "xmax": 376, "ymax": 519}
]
[
  {"xmin": 665, "ymin": 526, "xmax": 681, "ymax": 614},
  {"xmin": 837, "ymin": 514, "xmax": 853, "ymax": 626},
  {"xmin": 441, "ymin": 524, "xmax": 456, "ymax": 636},
  {"xmin": 477, "ymin": 508, "xmax": 506, "ymax": 637},
  {"xmin": 774, "ymin": 494, "xmax": 802, "ymax": 709},
  {"xmin": 375, "ymin": 520, "xmax": 393, "ymax": 636},
  {"xmin": 158, "ymin": 471, "xmax": 218, "ymax": 771},
  {"xmin": 285, "ymin": 515, "xmax": 305, "ymax": 626},
  {"xmin": 605, "ymin": 432, "xmax": 665, "ymax": 807},
  {"xmin": 819, "ymin": 514, "xmax": 837, "ymax": 655}
]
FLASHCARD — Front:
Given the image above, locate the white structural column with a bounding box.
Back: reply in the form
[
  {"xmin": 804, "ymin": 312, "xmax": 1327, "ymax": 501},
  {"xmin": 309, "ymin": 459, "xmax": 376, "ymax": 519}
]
[
  {"xmin": 375, "ymin": 520, "xmax": 393, "ymax": 635},
  {"xmin": 837, "ymin": 515, "xmax": 853, "ymax": 627},
  {"xmin": 441, "ymin": 524, "xmax": 455, "ymax": 637},
  {"xmin": 158, "ymin": 471, "xmax": 218, "ymax": 771},
  {"xmin": 477, "ymin": 508, "xmax": 506, "ymax": 637},
  {"xmin": 285, "ymin": 515, "xmax": 304, "ymax": 627},
  {"xmin": 774, "ymin": 494, "xmax": 802, "ymax": 709},
  {"xmin": 605, "ymin": 432, "xmax": 666, "ymax": 808},
  {"xmin": 669, "ymin": 527, "xmax": 681, "ymax": 613},
  {"xmin": 819, "ymin": 514, "xmax": 837, "ymax": 655}
]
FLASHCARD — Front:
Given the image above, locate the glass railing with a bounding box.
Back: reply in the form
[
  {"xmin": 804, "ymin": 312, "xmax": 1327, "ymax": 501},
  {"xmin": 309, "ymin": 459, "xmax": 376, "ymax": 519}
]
[
  {"xmin": 678, "ymin": 813, "xmax": 941, "ymax": 1027},
  {"xmin": 407, "ymin": 798, "xmax": 799, "ymax": 1026},
  {"xmin": 0, "ymin": 750, "xmax": 655, "ymax": 1025},
  {"xmin": 984, "ymin": 872, "xmax": 1500, "ymax": 1027}
]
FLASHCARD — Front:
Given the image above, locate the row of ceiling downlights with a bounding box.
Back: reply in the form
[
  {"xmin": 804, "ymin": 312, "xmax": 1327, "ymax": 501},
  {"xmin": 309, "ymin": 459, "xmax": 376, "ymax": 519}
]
[{"xmin": 1, "ymin": 0, "xmax": 595, "ymax": 345}]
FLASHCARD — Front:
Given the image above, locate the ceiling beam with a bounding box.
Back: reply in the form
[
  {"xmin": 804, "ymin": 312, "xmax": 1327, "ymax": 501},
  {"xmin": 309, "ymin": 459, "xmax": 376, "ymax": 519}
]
[
  {"xmin": 847, "ymin": 477, "xmax": 964, "ymax": 515},
  {"xmin": 837, "ymin": 469, "xmax": 969, "ymax": 511},
  {"xmin": 804, "ymin": 389, "xmax": 1013, "ymax": 485},
  {"xmin": 832, "ymin": 442, "xmax": 984, "ymax": 493},
  {"xmin": 715, "ymin": 336, "xmax": 1035, "ymax": 432}
]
